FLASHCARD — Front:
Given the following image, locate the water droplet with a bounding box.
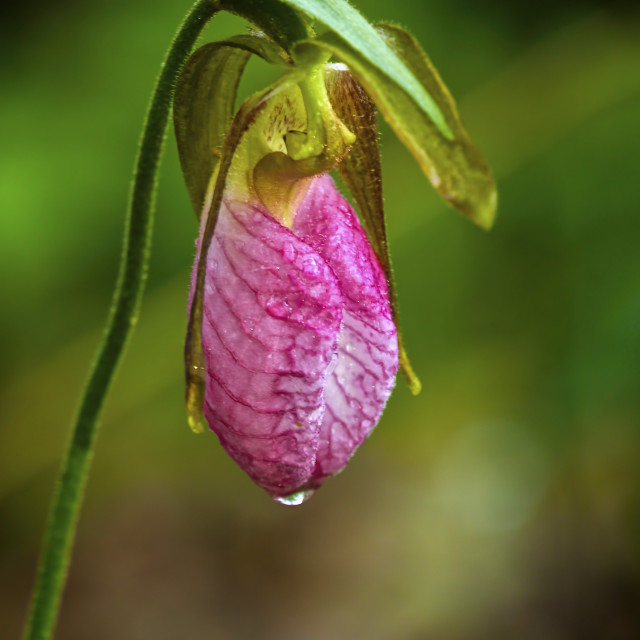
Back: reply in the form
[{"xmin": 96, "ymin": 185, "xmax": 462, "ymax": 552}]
[
  {"xmin": 264, "ymin": 295, "xmax": 292, "ymax": 318},
  {"xmin": 326, "ymin": 353, "xmax": 339, "ymax": 375},
  {"xmin": 274, "ymin": 489, "xmax": 315, "ymax": 506},
  {"xmin": 282, "ymin": 242, "xmax": 296, "ymax": 263},
  {"xmin": 301, "ymin": 256, "xmax": 320, "ymax": 277}
]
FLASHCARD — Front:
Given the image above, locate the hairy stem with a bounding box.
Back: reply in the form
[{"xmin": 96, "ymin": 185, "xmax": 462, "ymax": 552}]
[{"xmin": 22, "ymin": 2, "xmax": 218, "ymax": 638}]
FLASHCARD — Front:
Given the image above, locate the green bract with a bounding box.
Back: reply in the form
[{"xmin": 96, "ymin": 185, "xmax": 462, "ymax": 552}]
[{"xmin": 173, "ymin": 0, "xmax": 497, "ymax": 426}]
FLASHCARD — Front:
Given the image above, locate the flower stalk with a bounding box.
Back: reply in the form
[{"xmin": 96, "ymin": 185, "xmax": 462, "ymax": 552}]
[{"xmin": 22, "ymin": 2, "xmax": 217, "ymax": 638}]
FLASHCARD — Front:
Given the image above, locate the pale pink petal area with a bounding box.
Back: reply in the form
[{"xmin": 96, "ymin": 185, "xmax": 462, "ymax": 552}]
[
  {"xmin": 199, "ymin": 198, "xmax": 342, "ymax": 497},
  {"xmin": 293, "ymin": 175, "xmax": 399, "ymax": 486}
]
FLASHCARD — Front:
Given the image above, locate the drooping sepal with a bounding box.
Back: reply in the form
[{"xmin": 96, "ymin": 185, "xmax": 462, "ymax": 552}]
[
  {"xmin": 375, "ymin": 24, "xmax": 497, "ymax": 229},
  {"xmin": 174, "ymin": 34, "xmax": 291, "ymax": 217},
  {"xmin": 324, "ymin": 65, "xmax": 421, "ymax": 394}
]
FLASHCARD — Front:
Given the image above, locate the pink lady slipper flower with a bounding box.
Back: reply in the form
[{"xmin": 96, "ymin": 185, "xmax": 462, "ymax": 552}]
[
  {"xmin": 195, "ymin": 172, "xmax": 398, "ymax": 503},
  {"xmin": 173, "ymin": 20, "xmax": 496, "ymax": 504},
  {"xmin": 181, "ymin": 66, "xmax": 403, "ymax": 504}
]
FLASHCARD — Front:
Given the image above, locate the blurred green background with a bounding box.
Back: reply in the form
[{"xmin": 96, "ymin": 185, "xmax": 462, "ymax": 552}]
[{"xmin": 1, "ymin": 0, "xmax": 639, "ymax": 638}]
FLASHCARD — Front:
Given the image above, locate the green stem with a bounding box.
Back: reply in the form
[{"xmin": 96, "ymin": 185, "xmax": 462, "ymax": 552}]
[
  {"xmin": 22, "ymin": 2, "xmax": 218, "ymax": 638},
  {"xmin": 218, "ymin": 0, "xmax": 312, "ymax": 51}
]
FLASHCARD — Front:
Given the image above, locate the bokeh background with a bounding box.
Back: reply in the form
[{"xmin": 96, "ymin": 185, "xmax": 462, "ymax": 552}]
[{"xmin": 1, "ymin": 0, "xmax": 639, "ymax": 638}]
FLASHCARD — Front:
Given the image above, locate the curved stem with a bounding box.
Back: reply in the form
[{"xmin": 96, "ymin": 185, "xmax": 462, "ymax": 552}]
[{"xmin": 22, "ymin": 2, "xmax": 218, "ymax": 638}]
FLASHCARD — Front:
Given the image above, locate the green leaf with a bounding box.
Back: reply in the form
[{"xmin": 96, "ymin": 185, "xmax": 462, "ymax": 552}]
[
  {"xmin": 173, "ymin": 34, "xmax": 290, "ymax": 217},
  {"xmin": 294, "ymin": 25, "xmax": 497, "ymax": 229},
  {"xmin": 324, "ymin": 65, "xmax": 421, "ymax": 394},
  {"xmin": 278, "ymin": 0, "xmax": 451, "ymax": 137}
]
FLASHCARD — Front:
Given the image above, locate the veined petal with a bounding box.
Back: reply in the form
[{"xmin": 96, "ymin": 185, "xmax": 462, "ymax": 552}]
[
  {"xmin": 293, "ymin": 175, "xmax": 399, "ymax": 485},
  {"xmin": 198, "ymin": 196, "xmax": 343, "ymax": 497}
]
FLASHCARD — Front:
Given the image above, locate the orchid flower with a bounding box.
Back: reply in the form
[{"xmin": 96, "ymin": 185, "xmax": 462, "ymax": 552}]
[{"xmin": 173, "ymin": 9, "xmax": 496, "ymax": 504}]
